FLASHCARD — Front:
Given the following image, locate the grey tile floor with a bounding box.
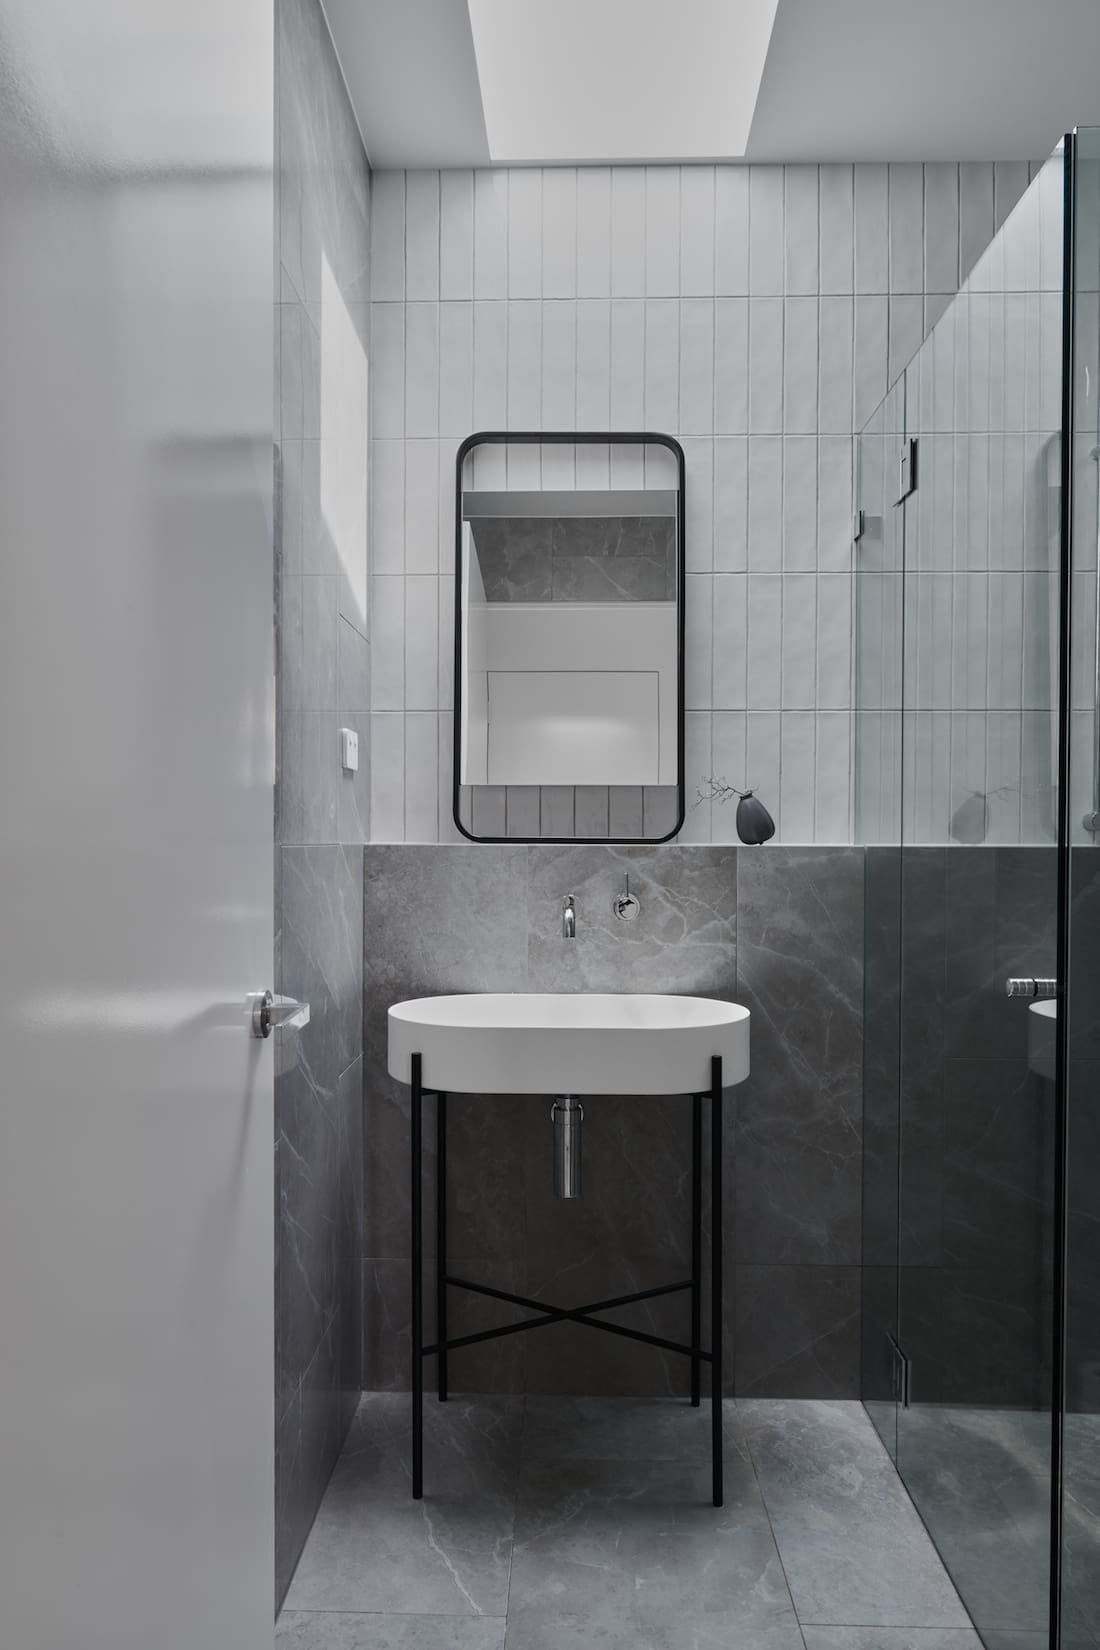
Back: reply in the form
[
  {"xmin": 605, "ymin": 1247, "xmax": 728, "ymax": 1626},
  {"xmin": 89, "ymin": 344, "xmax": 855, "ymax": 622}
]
[{"xmin": 279, "ymin": 1394, "xmax": 983, "ymax": 1650}]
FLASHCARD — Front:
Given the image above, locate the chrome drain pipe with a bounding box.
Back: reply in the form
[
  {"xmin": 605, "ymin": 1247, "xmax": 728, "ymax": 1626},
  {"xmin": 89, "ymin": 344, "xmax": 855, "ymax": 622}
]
[{"xmin": 552, "ymin": 1096, "xmax": 583, "ymax": 1199}]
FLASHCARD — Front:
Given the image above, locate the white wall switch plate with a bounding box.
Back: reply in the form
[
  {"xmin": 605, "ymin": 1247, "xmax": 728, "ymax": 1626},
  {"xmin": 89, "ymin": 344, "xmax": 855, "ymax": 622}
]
[{"xmin": 340, "ymin": 727, "xmax": 359, "ymax": 772}]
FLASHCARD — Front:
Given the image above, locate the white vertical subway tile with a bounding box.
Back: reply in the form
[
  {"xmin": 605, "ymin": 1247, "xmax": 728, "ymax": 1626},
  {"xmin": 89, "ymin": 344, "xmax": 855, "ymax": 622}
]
[
  {"xmin": 715, "ymin": 297, "xmax": 749, "ymax": 434},
  {"xmin": 542, "ymin": 301, "xmax": 577, "ymax": 428},
  {"xmin": 679, "ymin": 713, "xmax": 714, "ymax": 841},
  {"xmin": 747, "ymin": 436, "xmax": 783, "ymax": 572},
  {"xmin": 713, "ymin": 575, "xmax": 748, "ymax": 708},
  {"xmin": 816, "ymin": 572, "xmax": 851, "ymax": 708},
  {"xmin": 888, "ymin": 293, "xmax": 924, "ymax": 386},
  {"xmin": 440, "ymin": 169, "xmax": 474, "ymax": 299},
  {"xmin": 746, "ymin": 711, "xmax": 782, "ymax": 831},
  {"xmin": 505, "ymin": 786, "xmax": 540, "ymax": 837},
  {"xmin": 610, "ymin": 299, "xmax": 645, "ymax": 426},
  {"xmin": 853, "ymin": 294, "xmax": 889, "ymax": 429},
  {"xmin": 682, "ymin": 436, "xmax": 714, "ymax": 572},
  {"xmin": 748, "ymin": 298, "xmax": 784, "ymax": 433},
  {"xmin": 371, "ymin": 440, "xmax": 405, "ymax": 575},
  {"xmin": 610, "ymin": 441, "xmax": 644, "ymax": 488},
  {"xmin": 473, "ymin": 170, "xmax": 508, "ymax": 299},
  {"xmin": 437, "ymin": 714, "xmax": 464, "ymax": 842},
  {"xmin": 540, "ymin": 437, "xmax": 575, "ymax": 492},
  {"xmin": 576, "ymin": 300, "xmax": 611, "ymax": 426},
  {"xmin": 370, "ymin": 712, "xmax": 405, "ymax": 840},
  {"xmin": 814, "ymin": 711, "xmax": 851, "ymax": 841},
  {"xmin": 645, "ymin": 166, "xmax": 681, "ymax": 296},
  {"xmin": 403, "ymin": 440, "xmax": 439, "ymax": 574},
  {"xmin": 888, "ymin": 163, "xmax": 924, "ymax": 293},
  {"xmin": 679, "ymin": 298, "xmax": 715, "ymax": 436},
  {"xmin": 715, "ymin": 166, "xmax": 750, "ymax": 295},
  {"xmin": 712, "ymin": 713, "xmax": 748, "ymax": 811},
  {"xmin": 924, "ymin": 163, "xmax": 959, "ymax": 292},
  {"xmin": 782, "ymin": 435, "xmax": 817, "ymax": 570},
  {"xmin": 1038, "ymin": 157, "xmax": 1065, "ymax": 293},
  {"xmin": 506, "ymin": 437, "xmax": 540, "ymax": 489},
  {"xmin": 714, "ymin": 438, "xmax": 748, "ymax": 572},
  {"xmin": 925, "ymin": 291, "xmax": 953, "ymax": 333},
  {"xmin": 541, "ymin": 168, "xmax": 577, "ymax": 297},
  {"xmin": 747, "ymin": 573, "xmax": 782, "ymax": 707},
  {"xmin": 404, "ymin": 712, "xmax": 438, "ymax": 841},
  {"xmin": 371, "ymin": 303, "xmax": 405, "ymax": 438},
  {"xmin": 371, "ymin": 575, "xmax": 405, "ymax": 709},
  {"xmin": 819, "ymin": 164, "xmax": 854, "ymax": 293},
  {"xmin": 507, "ymin": 300, "xmax": 542, "ymax": 426},
  {"xmin": 472, "ymin": 300, "xmax": 507, "ymax": 427},
  {"xmin": 817, "ymin": 436, "xmax": 854, "ymax": 573},
  {"xmin": 540, "ymin": 787, "xmax": 575, "ymax": 837},
  {"xmin": 611, "ymin": 167, "xmax": 646, "ymax": 296},
  {"xmin": 685, "ymin": 573, "xmax": 713, "ymax": 709},
  {"xmin": 371, "ymin": 172, "xmax": 405, "ymax": 301},
  {"xmin": 784, "ymin": 165, "xmax": 819, "ymax": 295},
  {"xmin": 609, "ymin": 785, "xmax": 644, "ymax": 837},
  {"xmin": 437, "ymin": 572, "xmax": 454, "ymax": 711},
  {"xmin": 680, "ymin": 166, "xmax": 716, "ymax": 295},
  {"xmin": 575, "ymin": 441, "xmax": 611, "ymax": 488},
  {"xmin": 780, "ymin": 713, "xmax": 816, "ymax": 841},
  {"xmin": 404, "ymin": 575, "xmax": 439, "ymax": 709},
  {"xmin": 645, "ymin": 441, "xmax": 679, "ymax": 489},
  {"xmin": 405, "ymin": 170, "xmax": 440, "ymax": 300},
  {"xmin": 818, "ymin": 296, "xmax": 854, "ymax": 435},
  {"xmin": 783, "ymin": 298, "xmax": 818, "ymax": 434},
  {"xmin": 577, "ymin": 166, "xmax": 612, "ymax": 296},
  {"xmin": 749, "ymin": 167, "xmax": 784, "ymax": 295},
  {"xmin": 959, "ymin": 162, "xmax": 995, "ymax": 283},
  {"xmin": 781, "ymin": 574, "xmax": 816, "ymax": 706},
  {"xmin": 404, "ymin": 302, "xmax": 439, "ymax": 435},
  {"xmin": 855, "ymin": 164, "xmax": 889, "ymax": 293},
  {"xmin": 507, "ymin": 168, "xmax": 543, "ymax": 297},
  {"xmin": 994, "ymin": 160, "xmax": 1031, "ymax": 232},
  {"xmin": 438, "ymin": 301, "xmax": 473, "ymax": 436},
  {"xmin": 574, "ymin": 785, "xmax": 609, "ymax": 837},
  {"xmin": 644, "ymin": 298, "xmax": 679, "ymax": 430},
  {"xmin": 470, "ymin": 786, "xmax": 506, "ymax": 837}
]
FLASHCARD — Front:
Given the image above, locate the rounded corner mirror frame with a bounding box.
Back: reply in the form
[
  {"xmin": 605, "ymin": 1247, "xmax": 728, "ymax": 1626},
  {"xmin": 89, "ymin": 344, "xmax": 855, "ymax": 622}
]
[{"xmin": 452, "ymin": 430, "xmax": 686, "ymax": 845}]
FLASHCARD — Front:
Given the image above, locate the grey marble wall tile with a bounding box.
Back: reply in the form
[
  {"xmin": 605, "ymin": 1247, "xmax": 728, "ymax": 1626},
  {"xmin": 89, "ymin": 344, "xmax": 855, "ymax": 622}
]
[
  {"xmin": 278, "ymin": 711, "xmax": 339, "ymax": 846},
  {"xmin": 942, "ymin": 1056, "xmax": 1055, "ymax": 1275},
  {"xmin": 363, "ymin": 1255, "xmax": 528, "ymax": 1394},
  {"xmin": 362, "ymin": 846, "xmax": 528, "ymax": 1259},
  {"xmin": 734, "ymin": 1265, "xmax": 860, "ymax": 1398},
  {"xmin": 338, "ymin": 613, "xmax": 371, "ymax": 712},
  {"xmin": 527, "ymin": 845, "xmax": 737, "ymax": 995},
  {"xmin": 277, "ymin": 1054, "xmax": 344, "ymax": 1422},
  {"xmin": 276, "ymin": 1314, "xmax": 346, "ymax": 1607},
  {"xmin": 282, "ymin": 843, "xmax": 363, "ymax": 1080},
  {"xmin": 471, "ymin": 519, "xmax": 553, "ymax": 601},
  {"xmin": 337, "ymin": 712, "xmax": 371, "ymax": 844},
  {"xmin": 735, "ymin": 847, "xmax": 863, "ymax": 1265}
]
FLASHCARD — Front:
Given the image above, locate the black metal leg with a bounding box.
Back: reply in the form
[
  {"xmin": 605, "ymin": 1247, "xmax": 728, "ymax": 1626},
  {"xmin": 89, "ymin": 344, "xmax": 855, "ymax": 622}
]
[
  {"xmin": 411, "ymin": 1054, "xmax": 424, "ymax": 1500},
  {"xmin": 437, "ymin": 1092, "xmax": 448, "ymax": 1403},
  {"xmin": 691, "ymin": 1093, "xmax": 702, "ymax": 1408},
  {"xmin": 711, "ymin": 1055, "xmax": 723, "ymax": 1508}
]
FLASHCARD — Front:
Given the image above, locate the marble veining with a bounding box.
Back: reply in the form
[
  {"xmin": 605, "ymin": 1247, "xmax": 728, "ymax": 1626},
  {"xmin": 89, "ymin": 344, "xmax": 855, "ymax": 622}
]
[
  {"xmin": 363, "ymin": 841, "xmax": 864, "ymax": 1398},
  {"xmin": 280, "ymin": 1396, "xmax": 972, "ymax": 1648}
]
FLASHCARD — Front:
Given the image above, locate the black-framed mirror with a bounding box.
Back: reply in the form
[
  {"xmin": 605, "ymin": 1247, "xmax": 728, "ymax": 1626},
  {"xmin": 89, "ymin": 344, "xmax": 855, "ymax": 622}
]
[{"xmin": 453, "ymin": 432, "xmax": 685, "ymax": 843}]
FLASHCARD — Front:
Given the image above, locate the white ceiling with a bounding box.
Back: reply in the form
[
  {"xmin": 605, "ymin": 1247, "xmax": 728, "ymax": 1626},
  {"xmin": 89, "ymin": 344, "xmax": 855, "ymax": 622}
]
[{"xmin": 323, "ymin": 0, "xmax": 1100, "ymax": 170}]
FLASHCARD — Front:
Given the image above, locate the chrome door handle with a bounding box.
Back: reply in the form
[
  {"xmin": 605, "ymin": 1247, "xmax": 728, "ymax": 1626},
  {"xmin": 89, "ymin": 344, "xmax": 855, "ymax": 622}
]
[
  {"xmin": 250, "ymin": 990, "xmax": 310, "ymax": 1038},
  {"xmin": 1005, "ymin": 978, "xmax": 1058, "ymax": 1000}
]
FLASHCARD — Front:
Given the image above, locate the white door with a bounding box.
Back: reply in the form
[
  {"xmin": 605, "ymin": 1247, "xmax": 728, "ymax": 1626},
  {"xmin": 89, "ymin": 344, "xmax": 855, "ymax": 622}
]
[{"xmin": 0, "ymin": 4, "xmax": 276, "ymax": 1647}]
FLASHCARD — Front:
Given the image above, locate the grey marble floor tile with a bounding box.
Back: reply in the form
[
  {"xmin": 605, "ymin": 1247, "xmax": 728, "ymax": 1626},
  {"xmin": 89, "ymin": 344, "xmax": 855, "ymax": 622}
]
[
  {"xmin": 514, "ymin": 1452, "xmax": 770, "ymax": 1544},
  {"xmin": 284, "ymin": 1396, "xmax": 522, "ymax": 1616},
  {"xmin": 801, "ymin": 1634, "xmax": 982, "ymax": 1650},
  {"xmin": 505, "ymin": 1523, "xmax": 801, "ymax": 1650},
  {"xmin": 523, "ymin": 1395, "xmax": 749, "ymax": 1464},
  {"xmin": 276, "ymin": 1615, "xmax": 507, "ymax": 1649},
  {"xmin": 741, "ymin": 1400, "xmax": 970, "ymax": 1628}
]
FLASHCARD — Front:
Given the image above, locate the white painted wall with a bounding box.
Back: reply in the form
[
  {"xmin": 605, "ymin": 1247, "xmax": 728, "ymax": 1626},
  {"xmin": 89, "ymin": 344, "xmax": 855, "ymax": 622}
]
[{"xmin": 368, "ymin": 161, "xmax": 1039, "ymax": 842}]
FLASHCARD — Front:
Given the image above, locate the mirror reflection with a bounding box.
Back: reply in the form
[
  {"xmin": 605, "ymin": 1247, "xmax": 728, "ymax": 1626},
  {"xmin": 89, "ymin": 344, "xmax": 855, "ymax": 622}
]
[{"xmin": 454, "ymin": 437, "xmax": 684, "ymax": 842}]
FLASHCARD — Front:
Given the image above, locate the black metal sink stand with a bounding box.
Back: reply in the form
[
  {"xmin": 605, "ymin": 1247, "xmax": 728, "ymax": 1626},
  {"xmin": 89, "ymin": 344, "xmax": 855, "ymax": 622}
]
[{"xmin": 409, "ymin": 1053, "xmax": 725, "ymax": 1507}]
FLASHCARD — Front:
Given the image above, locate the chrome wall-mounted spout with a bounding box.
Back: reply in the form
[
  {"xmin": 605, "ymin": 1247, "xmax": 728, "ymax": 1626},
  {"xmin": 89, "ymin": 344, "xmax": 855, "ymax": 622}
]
[{"xmin": 561, "ymin": 894, "xmax": 576, "ymax": 938}]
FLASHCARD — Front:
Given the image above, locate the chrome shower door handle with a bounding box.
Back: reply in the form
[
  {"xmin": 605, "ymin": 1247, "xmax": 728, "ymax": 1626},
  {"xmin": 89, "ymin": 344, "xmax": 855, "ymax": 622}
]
[
  {"xmin": 250, "ymin": 990, "xmax": 310, "ymax": 1037},
  {"xmin": 1005, "ymin": 977, "xmax": 1058, "ymax": 1000}
]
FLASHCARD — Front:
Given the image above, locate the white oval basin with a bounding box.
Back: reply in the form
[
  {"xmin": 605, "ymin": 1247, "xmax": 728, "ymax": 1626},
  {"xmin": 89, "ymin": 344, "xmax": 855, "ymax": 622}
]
[
  {"xmin": 1029, "ymin": 998, "xmax": 1056, "ymax": 1081},
  {"xmin": 387, "ymin": 993, "xmax": 750, "ymax": 1096}
]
